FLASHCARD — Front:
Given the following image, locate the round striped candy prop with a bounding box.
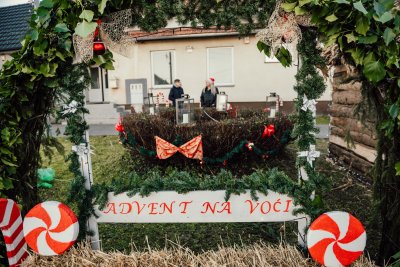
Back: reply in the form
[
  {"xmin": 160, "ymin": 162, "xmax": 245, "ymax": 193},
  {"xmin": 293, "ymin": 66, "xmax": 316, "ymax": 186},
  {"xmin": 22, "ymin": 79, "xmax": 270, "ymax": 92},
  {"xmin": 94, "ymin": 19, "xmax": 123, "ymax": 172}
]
[
  {"xmin": 23, "ymin": 201, "xmax": 79, "ymax": 256},
  {"xmin": 0, "ymin": 199, "xmax": 28, "ymax": 267},
  {"xmin": 307, "ymin": 211, "xmax": 366, "ymax": 267}
]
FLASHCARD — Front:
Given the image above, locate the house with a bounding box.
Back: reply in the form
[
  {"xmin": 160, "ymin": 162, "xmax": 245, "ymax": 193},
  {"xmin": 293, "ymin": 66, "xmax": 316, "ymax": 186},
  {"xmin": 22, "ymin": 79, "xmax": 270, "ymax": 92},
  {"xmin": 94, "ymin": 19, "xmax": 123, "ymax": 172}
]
[
  {"xmin": 86, "ymin": 21, "xmax": 332, "ymax": 123},
  {"xmin": 0, "ymin": 0, "xmax": 34, "ymax": 69}
]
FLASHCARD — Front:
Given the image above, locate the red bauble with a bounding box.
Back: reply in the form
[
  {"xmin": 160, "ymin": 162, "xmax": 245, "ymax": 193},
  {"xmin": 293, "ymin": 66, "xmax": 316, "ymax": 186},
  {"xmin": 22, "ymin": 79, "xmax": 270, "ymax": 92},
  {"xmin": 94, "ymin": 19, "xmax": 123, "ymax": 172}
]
[{"xmin": 93, "ymin": 41, "xmax": 106, "ymax": 55}]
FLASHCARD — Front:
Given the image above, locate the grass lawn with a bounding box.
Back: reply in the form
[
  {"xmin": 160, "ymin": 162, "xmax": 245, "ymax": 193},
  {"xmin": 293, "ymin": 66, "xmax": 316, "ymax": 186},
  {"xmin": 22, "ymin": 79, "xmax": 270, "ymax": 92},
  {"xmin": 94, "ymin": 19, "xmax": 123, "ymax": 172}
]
[
  {"xmin": 316, "ymin": 115, "xmax": 330, "ymax": 125},
  {"xmin": 40, "ymin": 135, "xmax": 379, "ymax": 259}
]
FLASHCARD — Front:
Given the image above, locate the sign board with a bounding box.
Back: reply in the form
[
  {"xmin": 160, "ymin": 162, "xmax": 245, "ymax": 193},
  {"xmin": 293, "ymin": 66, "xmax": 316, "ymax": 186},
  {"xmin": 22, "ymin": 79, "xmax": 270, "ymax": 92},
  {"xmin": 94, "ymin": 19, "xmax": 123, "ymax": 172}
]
[{"xmin": 95, "ymin": 190, "xmax": 309, "ymax": 245}]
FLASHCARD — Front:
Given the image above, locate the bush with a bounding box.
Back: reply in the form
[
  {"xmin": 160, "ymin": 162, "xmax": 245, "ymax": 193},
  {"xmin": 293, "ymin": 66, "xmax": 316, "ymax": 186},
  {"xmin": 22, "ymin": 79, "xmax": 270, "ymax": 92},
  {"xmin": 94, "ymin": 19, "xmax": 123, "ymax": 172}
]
[{"xmin": 121, "ymin": 109, "xmax": 293, "ymax": 170}]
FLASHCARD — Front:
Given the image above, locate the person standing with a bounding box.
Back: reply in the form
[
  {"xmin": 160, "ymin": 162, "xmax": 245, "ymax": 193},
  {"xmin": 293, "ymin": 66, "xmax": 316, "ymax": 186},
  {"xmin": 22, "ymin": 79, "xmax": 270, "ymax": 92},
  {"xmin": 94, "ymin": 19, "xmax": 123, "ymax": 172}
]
[
  {"xmin": 200, "ymin": 78, "xmax": 219, "ymax": 107},
  {"xmin": 168, "ymin": 79, "xmax": 184, "ymax": 107}
]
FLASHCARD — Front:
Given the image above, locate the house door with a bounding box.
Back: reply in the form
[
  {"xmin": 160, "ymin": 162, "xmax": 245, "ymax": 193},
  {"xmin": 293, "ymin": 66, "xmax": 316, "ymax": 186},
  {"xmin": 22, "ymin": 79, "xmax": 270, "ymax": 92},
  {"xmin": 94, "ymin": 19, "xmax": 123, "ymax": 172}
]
[{"xmin": 88, "ymin": 67, "xmax": 110, "ymax": 103}]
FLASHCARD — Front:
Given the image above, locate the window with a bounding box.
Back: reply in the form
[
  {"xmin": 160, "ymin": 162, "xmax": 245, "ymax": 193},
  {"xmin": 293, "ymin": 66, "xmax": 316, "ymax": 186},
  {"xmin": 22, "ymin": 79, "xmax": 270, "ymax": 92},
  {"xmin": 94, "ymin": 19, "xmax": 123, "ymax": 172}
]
[
  {"xmin": 207, "ymin": 47, "xmax": 234, "ymax": 86},
  {"xmin": 151, "ymin": 50, "xmax": 176, "ymax": 88}
]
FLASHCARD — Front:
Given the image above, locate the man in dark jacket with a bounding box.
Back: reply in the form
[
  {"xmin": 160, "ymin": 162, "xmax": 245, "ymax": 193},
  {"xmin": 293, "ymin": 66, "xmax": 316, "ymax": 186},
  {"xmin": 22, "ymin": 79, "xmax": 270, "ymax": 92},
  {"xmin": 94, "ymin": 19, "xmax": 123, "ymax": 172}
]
[{"xmin": 168, "ymin": 79, "xmax": 184, "ymax": 107}]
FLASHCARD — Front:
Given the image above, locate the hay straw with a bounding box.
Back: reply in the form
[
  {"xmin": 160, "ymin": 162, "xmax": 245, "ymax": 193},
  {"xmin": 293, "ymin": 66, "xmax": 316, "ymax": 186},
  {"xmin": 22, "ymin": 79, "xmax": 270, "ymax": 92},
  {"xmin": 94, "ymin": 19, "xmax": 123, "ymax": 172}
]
[{"xmin": 22, "ymin": 241, "xmax": 377, "ymax": 267}]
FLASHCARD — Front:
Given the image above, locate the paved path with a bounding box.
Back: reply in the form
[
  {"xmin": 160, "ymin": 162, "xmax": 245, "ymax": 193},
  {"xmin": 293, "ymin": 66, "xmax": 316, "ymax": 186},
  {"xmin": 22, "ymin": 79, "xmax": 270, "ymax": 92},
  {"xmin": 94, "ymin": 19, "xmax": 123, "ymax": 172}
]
[{"xmin": 51, "ymin": 124, "xmax": 330, "ymax": 139}]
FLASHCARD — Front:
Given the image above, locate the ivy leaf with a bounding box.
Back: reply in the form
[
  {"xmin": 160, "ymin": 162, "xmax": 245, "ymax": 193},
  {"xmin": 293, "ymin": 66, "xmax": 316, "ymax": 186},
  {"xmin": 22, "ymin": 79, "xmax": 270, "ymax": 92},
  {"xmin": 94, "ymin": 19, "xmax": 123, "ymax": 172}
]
[
  {"xmin": 79, "ymin": 10, "xmax": 94, "ymax": 22},
  {"xmin": 358, "ymin": 35, "xmax": 378, "ymax": 44},
  {"xmin": 355, "ymin": 16, "xmax": 370, "ymax": 35},
  {"xmin": 299, "ymin": 0, "xmax": 312, "ymax": 6},
  {"xmin": 275, "ymin": 47, "xmax": 292, "ymax": 67},
  {"xmin": 378, "ymin": 11, "xmax": 393, "ymax": 24},
  {"xmin": 383, "ymin": 28, "xmax": 396, "ymax": 45},
  {"xmin": 363, "ymin": 60, "xmax": 386, "ymax": 82},
  {"xmin": 325, "ymin": 14, "xmax": 338, "ymax": 22},
  {"xmin": 389, "ymin": 104, "xmax": 399, "ymax": 119},
  {"xmin": 75, "ymin": 21, "xmax": 97, "ymax": 38},
  {"xmin": 335, "ymin": 0, "xmax": 350, "ymax": 3},
  {"xmin": 395, "ymin": 162, "xmax": 400, "ymax": 176},
  {"xmin": 99, "ymin": 0, "xmax": 109, "ymax": 14},
  {"xmin": 345, "ymin": 33, "xmax": 357, "ymax": 43},
  {"xmin": 281, "ymin": 2, "xmax": 297, "ymax": 12},
  {"xmin": 40, "ymin": 0, "xmax": 53, "ymax": 8},
  {"xmin": 55, "ymin": 23, "xmax": 69, "ymax": 33},
  {"xmin": 353, "ymin": 1, "xmax": 368, "ymax": 15},
  {"xmin": 295, "ymin": 6, "xmax": 307, "ymax": 15}
]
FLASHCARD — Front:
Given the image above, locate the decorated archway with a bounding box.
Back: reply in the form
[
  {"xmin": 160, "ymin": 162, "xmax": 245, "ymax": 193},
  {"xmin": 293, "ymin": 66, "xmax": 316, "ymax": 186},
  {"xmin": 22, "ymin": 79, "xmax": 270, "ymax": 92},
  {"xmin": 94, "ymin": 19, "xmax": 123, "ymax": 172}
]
[{"xmin": 0, "ymin": 0, "xmax": 399, "ymax": 265}]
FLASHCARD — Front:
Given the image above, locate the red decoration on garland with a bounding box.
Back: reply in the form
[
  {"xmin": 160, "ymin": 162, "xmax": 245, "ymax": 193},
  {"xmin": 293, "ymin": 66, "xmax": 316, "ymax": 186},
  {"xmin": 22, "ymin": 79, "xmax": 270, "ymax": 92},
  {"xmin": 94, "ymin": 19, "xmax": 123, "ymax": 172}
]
[
  {"xmin": 93, "ymin": 19, "xmax": 106, "ymax": 56},
  {"xmin": 155, "ymin": 135, "xmax": 203, "ymax": 160},
  {"xmin": 262, "ymin": 124, "xmax": 275, "ymax": 138},
  {"xmin": 223, "ymin": 160, "xmax": 227, "ymax": 166},
  {"xmin": 115, "ymin": 117, "xmax": 125, "ymax": 133}
]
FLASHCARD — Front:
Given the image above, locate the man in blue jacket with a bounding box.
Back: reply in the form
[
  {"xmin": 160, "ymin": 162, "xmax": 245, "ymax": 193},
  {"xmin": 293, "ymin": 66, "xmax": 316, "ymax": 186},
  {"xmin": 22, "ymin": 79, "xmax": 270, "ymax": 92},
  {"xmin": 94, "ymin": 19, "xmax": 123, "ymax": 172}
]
[{"xmin": 168, "ymin": 79, "xmax": 184, "ymax": 107}]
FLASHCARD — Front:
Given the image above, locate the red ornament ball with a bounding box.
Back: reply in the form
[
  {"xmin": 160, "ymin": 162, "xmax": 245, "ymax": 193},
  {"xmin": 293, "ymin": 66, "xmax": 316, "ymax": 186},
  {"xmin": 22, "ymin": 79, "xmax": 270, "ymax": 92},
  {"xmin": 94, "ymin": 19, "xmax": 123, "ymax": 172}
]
[{"xmin": 93, "ymin": 42, "xmax": 106, "ymax": 55}]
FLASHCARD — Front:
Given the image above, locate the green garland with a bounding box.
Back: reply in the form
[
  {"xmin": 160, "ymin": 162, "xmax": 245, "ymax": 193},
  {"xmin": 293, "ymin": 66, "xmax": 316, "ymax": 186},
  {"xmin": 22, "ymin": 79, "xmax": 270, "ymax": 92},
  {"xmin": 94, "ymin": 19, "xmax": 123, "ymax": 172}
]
[{"xmin": 119, "ymin": 130, "xmax": 291, "ymax": 164}]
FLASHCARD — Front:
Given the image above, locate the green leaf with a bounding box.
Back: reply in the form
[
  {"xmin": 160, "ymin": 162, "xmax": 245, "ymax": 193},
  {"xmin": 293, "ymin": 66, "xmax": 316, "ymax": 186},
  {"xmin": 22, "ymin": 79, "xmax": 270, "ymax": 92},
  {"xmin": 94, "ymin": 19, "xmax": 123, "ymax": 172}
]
[
  {"xmin": 99, "ymin": 0, "xmax": 109, "ymax": 14},
  {"xmin": 325, "ymin": 14, "xmax": 338, "ymax": 22},
  {"xmin": 275, "ymin": 47, "xmax": 292, "ymax": 67},
  {"xmin": 355, "ymin": 16, "xmax": 370, "ymax": 35},
  {"xmin": 363, "ymin": 60, "xmax": 386, "ymax": 82},
  {"xmin": 378, "ymin": 11, "xmax": 393, "ymax": 24},
  {"xmin": 389, "ymin": 104, "xmax": 399, "ymax": 119},
  {"xmin": 345, "ymin": 33, "xmax": 357, "ymax": 43},
  {"xmin": 395, "ymin": 162, "xmax": 400, "ymax": 176},
  {"xmin": 358, "ymin": 35, "xmax": 378, "ymax": 44},
  {"xmin": 299, "ymin": 0, "xmax": 312, "ymax": 6},
  {"xmin": 79, "ymin": 10, "xmax": 94, "ymax": 22},
  {"xmin": 383, "ymin": 28, "xmax": 396, "ymax": 45},
  {"xmin": 40, "ymin": 0, "xmax": 53, "ymax": 8},
  {"xmin": 55, "ymin": 23, "xmax": 69, "ymax": 33},
  {"xmin": 74, "ymin": 21, "xmax": 97, "ymax": 38},
  {"xmin": 295, "ymin": 6, "xmax": 307, "ymax": 15},
  {"xmin": 281, "ymin": 2, "xmax": 297, "ymax": 12},
  {"xmin": 335, "ymin": 0, "xmax": 350, "ymax": 3},
  {"xmin": 1, "ymin": 158, "xmax": 17, "ymax": 167},
  {"xmin": 354, "ymin": 1, "xmax": 368, "ymax": 15}
]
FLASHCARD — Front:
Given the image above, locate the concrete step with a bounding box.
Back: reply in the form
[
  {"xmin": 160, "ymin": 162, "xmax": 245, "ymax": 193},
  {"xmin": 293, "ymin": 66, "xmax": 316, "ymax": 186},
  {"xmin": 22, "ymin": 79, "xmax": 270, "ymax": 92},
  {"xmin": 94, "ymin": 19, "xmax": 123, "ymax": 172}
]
[{"xmin": 85, "ymin": 103, "xmax": 127, "ymax": 124}]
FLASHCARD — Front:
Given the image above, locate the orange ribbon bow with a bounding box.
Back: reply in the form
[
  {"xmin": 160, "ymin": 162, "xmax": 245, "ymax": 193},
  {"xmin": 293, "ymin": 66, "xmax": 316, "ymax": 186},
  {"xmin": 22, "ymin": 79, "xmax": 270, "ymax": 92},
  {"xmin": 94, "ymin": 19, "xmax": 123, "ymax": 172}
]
[{"xmin": 155, "ymin": 135, "xmax": 203, "ymax": 160}]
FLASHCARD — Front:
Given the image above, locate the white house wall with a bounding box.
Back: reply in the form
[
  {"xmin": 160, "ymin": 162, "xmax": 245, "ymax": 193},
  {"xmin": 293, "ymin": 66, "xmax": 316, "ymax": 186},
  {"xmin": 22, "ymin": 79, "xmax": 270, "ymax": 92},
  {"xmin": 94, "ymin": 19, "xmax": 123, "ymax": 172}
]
[{"xmin": 108, "ymin": 35, "xmax": 331, "ymax": 105}]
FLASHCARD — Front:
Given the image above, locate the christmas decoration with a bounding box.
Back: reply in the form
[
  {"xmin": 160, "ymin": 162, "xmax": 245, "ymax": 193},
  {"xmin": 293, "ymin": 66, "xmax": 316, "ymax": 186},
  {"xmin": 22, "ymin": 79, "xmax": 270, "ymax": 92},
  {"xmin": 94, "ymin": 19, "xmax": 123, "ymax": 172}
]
[
  {"xmin": 23, "ymin": 201, "xmax": 79, "ymax": 256},
  {"xmin": 297, "ymin": 145, "xmax": 320, "ymax": 167},
  {"xmin": 73, "ymin": 9, "xmax": 135, "ymax": 63},
  {"xmin": 246, "ymin": 142, "xmax": 254, "ymax": 151},
  {"xmin": 307, "ymin": 211, "xmax": 366, "ymax": 267},
  {"xmin": 0, "ymin": 199, "xmax": 28, "ymax": 267},
  {"xmin": 262, "ymin": 124, "xmax": 275, "ymax": 138},
  {"xmin": 37, "ymin": 168, "xmax": 55, "ymax": 189},
  {"xmin": 301, "ymin": 95, "xmax": 317, "ymax": 113},
  {"xmin": 61, "ymin": 100, "xmax": 79, "ymax": 115},
  {"xmin": 155, "ymin": 135, "xmax": 203, "ymax": 160}
]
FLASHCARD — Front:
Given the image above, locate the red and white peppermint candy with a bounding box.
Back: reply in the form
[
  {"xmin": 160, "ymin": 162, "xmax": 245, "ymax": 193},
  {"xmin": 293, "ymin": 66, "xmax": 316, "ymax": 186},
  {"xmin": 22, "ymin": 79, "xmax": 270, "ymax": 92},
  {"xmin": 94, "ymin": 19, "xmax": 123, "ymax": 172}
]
[
  {"xmin": 23, "ymin": 201, "xmax": 79, "ymax": 256},
  {"xmin": 307, "ymin": 211, "xmax": 366, "ymax": 267},
  {"xmin": 0, "ymin": 199, "xmax": 28, "ymax": 267}
]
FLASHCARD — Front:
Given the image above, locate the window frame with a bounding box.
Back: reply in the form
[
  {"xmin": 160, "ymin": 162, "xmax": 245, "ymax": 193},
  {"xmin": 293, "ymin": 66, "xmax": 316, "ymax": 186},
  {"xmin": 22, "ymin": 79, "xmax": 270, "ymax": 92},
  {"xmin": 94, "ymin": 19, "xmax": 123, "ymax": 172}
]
[
  {"xmin": 150, "ymin": 50, "xmax": 177, "ymax": 89},
  {"xmin": 206, "ymin": 46, "xmax": 235, "ymax": 87}
]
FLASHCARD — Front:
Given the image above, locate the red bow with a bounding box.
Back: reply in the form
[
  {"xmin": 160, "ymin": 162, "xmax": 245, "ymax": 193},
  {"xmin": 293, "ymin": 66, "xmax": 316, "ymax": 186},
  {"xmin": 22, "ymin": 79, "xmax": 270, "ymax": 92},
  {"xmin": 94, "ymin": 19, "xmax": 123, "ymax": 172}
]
[
  {"xmin": 262, "ymin": 124, "xmax": 275, "ymax": 138},
  {"xmin": 155, "ymin": 135, "xmax": 203, "ymax": 160},
  {"xmin": 115, "ymin": 117, "xmax": 125, "ymax": 133}
]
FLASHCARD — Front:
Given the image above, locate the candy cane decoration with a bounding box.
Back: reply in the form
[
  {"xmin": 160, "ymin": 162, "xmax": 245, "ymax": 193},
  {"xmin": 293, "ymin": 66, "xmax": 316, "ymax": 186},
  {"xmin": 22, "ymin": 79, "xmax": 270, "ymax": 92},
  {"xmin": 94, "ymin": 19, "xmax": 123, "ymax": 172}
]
[
  {"xmin": 0, "ymin": 199, "xmax": 28, "ymax": 267},
  {"xmin": 307, "ymin": 211, "xmax": 366, "ymax": 267},
  {"xmin": 23, "ymin": 201, "xmax": 79, "ymax": 256}
]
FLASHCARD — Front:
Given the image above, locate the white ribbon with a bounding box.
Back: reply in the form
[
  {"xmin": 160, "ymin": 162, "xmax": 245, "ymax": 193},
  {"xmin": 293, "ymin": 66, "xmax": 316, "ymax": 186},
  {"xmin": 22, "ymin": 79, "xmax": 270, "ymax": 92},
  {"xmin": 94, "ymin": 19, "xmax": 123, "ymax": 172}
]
[
  {"xmin": 301, "ymin": 95, "xmax": 317, "ymax": 113},
  {"xmin": 62, "ymin": 100, "xmax": 79, "ymax": 115},
  {"xmin": 297, "ymin": 144, "xmax": 320, "ymax": 166},
  {"xmin": 72, "ymin": 143, "xmax": 94, "ymax": 157}
]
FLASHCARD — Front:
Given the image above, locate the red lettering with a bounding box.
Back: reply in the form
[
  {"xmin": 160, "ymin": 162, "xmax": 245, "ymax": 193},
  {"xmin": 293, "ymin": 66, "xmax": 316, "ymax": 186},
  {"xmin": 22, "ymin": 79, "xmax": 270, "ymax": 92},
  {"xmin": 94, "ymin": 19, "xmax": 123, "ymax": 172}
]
[
  {"xmin": 179, "ymin": 201, "xmax": 193, "ymax": 214},
  {"xmin": 201, "ymin": 202, "xmax": 219, "ymax": 214},
  {"xmin": 119, "ymin": 203, "xmax": 132, "ymax": 214},
  {"xmin": 273, "ymin": 199, "xmax": 281, "ymax": 212},
  {"xmin": 245, "ymin": 200, "xmax": 260, "ymax": 214},
  {"xmin": 283, "ymin": 200, "xmax": 293, "ymax": 212},
  {"xmin": 103, "ymin": 203, "xmax": 116, "ymax": 214},
  {"xmin": 132, "ymin": 201, "xmax": 146, "ymax": 214},
  {"xmin": 159, "ymin": 201, "xmax": 176, "ymax": 214},
  {"xmin": 218, "ymin": 202, "xmax": 231, "ymax": 214},
  {"xmin": 148, "ymin": 203, "xmax": 159, "ymax": 215},
  {"xmin": 260, "ymin": 201, "xmax": 271, "ymax": 214}
]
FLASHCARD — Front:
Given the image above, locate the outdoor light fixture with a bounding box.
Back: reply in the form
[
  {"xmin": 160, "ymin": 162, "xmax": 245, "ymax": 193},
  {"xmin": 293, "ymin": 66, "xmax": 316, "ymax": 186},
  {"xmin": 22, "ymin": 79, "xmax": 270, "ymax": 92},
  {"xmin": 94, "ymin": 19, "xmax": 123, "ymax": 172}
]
[{"xmin": 185, "ymin": 46, "xmax": 194, "ymax": 53}]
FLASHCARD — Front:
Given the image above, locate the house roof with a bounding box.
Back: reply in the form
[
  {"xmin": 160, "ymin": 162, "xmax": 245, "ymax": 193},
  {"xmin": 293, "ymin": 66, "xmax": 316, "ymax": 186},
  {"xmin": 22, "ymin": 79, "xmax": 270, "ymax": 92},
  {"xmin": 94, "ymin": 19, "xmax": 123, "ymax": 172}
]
[
  {"xmin": 128, "ymin": 27, "xmax": 241, "ymax": 42},
  {"xmin": 0, "ymin": 3, "xmax": 32, "ymax": 52}
]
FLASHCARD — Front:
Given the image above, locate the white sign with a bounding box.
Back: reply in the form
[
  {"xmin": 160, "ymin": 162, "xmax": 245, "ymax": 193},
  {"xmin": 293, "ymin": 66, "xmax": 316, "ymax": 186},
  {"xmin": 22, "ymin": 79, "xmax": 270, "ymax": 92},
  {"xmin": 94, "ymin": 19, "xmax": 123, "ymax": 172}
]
[
  {"xmin": 95, "ymin": 190, "xmax": 309, "ymax": 245},
  {"xmin": 129, "ymin": 83, "xmax": 144, "ymax": 104}
]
